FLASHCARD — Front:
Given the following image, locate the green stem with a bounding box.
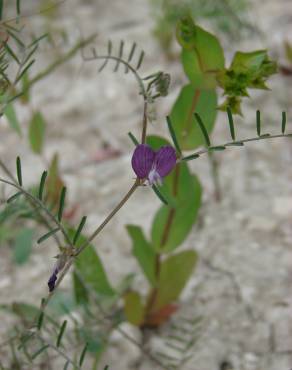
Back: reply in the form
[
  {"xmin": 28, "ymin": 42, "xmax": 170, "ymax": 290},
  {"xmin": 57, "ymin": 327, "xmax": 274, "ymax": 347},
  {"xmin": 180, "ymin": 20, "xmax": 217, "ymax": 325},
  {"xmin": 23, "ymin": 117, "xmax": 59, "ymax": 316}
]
[
  {"xmin": 27, "ymin": 34, "xmax": 97, "ymax": 89},
  {"xmin": 0, "ymin": 176, "xmax": 72, "ymax": 246},
  {"xmin": 182, "ymin": 133, "xmax": 292, "ymax": 161},
  {"xmin": 83, "ymin": 53, "xmax": 147, "ymax": 99},
  {"xmin": 84, "ymin": 50, "xmax": 149, "ymax": 143},
  {"xmin": 0, "ymin": 161, "xmax": 62, "ymax": 246},
  {"xmin": 41, "ymin": 180, "xmax": 140, "ymax": 311}
]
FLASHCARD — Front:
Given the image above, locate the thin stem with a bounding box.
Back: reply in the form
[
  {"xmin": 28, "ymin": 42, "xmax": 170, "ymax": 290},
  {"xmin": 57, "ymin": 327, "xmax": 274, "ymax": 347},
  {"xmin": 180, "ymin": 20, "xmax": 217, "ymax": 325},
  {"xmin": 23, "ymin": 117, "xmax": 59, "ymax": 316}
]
[
  {"xmin": 40, "ymin": 180, "xmax": 140, "ymax": 311},
  {"xmin": 0, "ymin": 177, "xmax": 72, "ymax": 246},
  {"xmin": 181, "ymin": 133, "xmax": 292, "ymax": 161},
  {"xmin": 141, "ymin": 100, "xmax": 148, "ymax": 144},
  {"xmin": 74, "ymin": 269, "xmax": 167, "ymax": 369},
  {"xmin": 0, "ymin": 0, "xmax": 67, "ymax": 25},
  {"xmin": 0, "ymin": 160, "xmax": 16, "ymax": 181},
  {"xmin": 28, "ymin": 35, "xmax": 97, "ymax": 89},
  {"xmin": 76, "ymin": 179, "xmax": 139, "ymax": 255},
  {"xmin": 35, "ymin": 333, "xmax": 81, "ymax": 370},
  {"xmin": 83, "ymin": 53, "xmax": 147, "ymax": 99},
  {"xmin": 160, "ymin": 164, "xmax": 180, "ymax": 247},
  {"xmin": 84, "ymin": 51, "xmax": 150, "ymax": 143},
  {"xmin": 0, "ymin": 160, "xmax": 62, "ymax": 247}
]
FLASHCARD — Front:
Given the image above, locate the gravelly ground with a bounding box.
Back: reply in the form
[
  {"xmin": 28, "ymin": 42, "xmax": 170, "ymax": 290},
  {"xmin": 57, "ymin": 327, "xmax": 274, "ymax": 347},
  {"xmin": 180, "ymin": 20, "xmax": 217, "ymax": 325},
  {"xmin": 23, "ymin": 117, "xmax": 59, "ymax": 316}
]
[{"xmin": 0, "ymin": 0, "xmax": 292, "ymax": 369}]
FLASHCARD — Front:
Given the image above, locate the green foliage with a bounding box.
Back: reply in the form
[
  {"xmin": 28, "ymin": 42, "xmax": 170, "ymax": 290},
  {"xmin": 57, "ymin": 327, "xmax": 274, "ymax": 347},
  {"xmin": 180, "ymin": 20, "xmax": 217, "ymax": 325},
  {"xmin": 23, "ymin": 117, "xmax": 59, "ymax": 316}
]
[
  {"xmin": 152, "ymin": 250, "xmax": 197, "ymax": 311},
  {"xmin": 71, "ymin": 231, "xmax": 116, "ymax": 303},
  {"xmin": 170, "ymin": 84, "xmax": 217, "ymax": 150},
  {"xmin": 175, "ymin": 16, "xmax": 276, "ymax": 115},
  {"xmin": 146, "ymin": 135, "xmax": 202, "ymax": 253},
  {"xmin": 126, "ymin": 225, "xmax": 156, "ymax": 286},
  {"xmin": 45, "ymin": 154, "xmax": 64, "ymax": 208},
  {"xmin": 124, "ymin": 291, "xmax": 145, "ymax": 325},
  {"xmin": 37, "ymin": 227, "xmax": 60, "ymax": 244},
  {"xmin": 177, "ymin": 16, "xmax": 225, "ymax": 89},
  {"xmin": 29, "ymin": 111, "xmax": 46, "ymax": 154},
  {"xmin": 4, "ymin": 103, "xmax": 21, "ymax": 136},
  {"xmin": 13, "ymin": 227, "xmax": 34, "ymax": 264},
  {"xmin": 151, "ymin": 0, "xmax": 250, "ymax": 57},
  {"xmin": 217, "ymin": 50, "xmax": 277, "ymax": 114},
  {"xmin": 151, "ymin": 166, "xmax": 201, "ymax": 253}
]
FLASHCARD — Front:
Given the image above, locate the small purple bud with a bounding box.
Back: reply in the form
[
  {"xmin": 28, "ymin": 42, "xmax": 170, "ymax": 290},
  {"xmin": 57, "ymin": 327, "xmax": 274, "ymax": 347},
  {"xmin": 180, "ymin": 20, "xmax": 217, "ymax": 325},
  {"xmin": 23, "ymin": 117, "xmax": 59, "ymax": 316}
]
[
  {"xmin": 47, "ymin": 254, "xmax": 68, "ymax": 292},
  {"xmin": 131, "ymin": 144, "xmax": 176, "ymax": 186},
  {"xmin": 48, "ymin": 269, "xmax": 58, "ymax": 292}
]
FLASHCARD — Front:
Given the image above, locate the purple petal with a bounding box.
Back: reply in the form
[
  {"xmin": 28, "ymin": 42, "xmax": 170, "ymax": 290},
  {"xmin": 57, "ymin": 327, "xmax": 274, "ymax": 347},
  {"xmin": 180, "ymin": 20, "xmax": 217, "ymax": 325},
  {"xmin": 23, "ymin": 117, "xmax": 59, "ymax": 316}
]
[
  {"xmin": 48, "ymin": 271, "xmax": 58, "ymax": 292},
  {"xmin": 154, "ymin": 146, "xmax": 176, "ymax": 178},
  {"xmin": 131, "ymin": 144, "xmax": 155, "ymax": 179}
]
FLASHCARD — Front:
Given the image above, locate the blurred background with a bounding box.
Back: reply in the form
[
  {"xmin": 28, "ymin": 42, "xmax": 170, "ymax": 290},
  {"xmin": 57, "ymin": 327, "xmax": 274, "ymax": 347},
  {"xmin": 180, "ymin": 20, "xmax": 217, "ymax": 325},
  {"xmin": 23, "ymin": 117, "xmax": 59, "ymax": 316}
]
[{"xmin": 0, "ymin": 0, "xmax": 292, "ymax": 369}]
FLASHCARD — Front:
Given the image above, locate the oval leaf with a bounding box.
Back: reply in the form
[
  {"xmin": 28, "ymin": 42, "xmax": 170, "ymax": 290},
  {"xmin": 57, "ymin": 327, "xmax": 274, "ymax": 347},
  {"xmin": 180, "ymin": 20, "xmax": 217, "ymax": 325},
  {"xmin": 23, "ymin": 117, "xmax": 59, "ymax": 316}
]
[
  {"xmin": 124, "ymin": 291, "xmax": 145, "ymax": 326},
  {"xmin": 126, "ymin": 225, "xmax": 156, "ymax": 286},
  {"xmin": 152, "ymin": 250, "xmax": 198, "ymax": 312},
  {"xmin": 29, "ymin": 111, "xmax": 46, "ymax": 154},
  {"xmin": 170, "ymin": 84, "xmax": 217, "ymax": 150},
  {"xmin": 70, "ymin": 231, "xmax": 116, "ymax": 300},
  {"xmin": 151, "ymin": 163, "xmax": 202, "ymax": 253},
  {"xmin": 177, "ymin": 17, "xmax": 225, "ymax": 89}
]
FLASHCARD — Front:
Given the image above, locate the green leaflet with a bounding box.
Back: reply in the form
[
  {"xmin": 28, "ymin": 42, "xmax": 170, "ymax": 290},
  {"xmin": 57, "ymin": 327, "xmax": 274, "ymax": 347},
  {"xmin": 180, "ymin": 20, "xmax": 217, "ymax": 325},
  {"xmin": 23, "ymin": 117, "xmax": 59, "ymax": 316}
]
[
  {"xmin": 124, "ymin": 291, "xmax": 145, "ymax": 326},
  {"xmin": 13, "ymin": 227, "xmax": 34, "ymax": 264},
  {"xmin": 152, "ymin": 250, "xmax": 198, "ymax": 312},
  {"xmin": 4, "ymin": 103, "xmax": 22, "ymax": 136},
  {"xmin": 126, "ymin": 225, "xmax": 156, "ymax": 286},
  {"xmin": 70, "ymin": 231, "xmax": 116, "ymax": 303},
  {"xmin": 78, "ymin": 327, "xmax": 107, "ymax": 356},
  {"xmin": 73, "ymin": 270, "xmax": 89, "ymax": 305},
  {"xmin": 170, "ymin": 84, "xmax": 217, "ymax": 150},
  {"xmin": 146, "ymin": 135, "xmax": 170, "ymax": 150},
  {"xmin": 177, "ymin": 16, "xmax": 225, "ymax": 89},
  {"xmin": 29, "ymin": 111, "xmax": 46, "ymax": 154},
  {"xmin": 46, "ymin": 153, "xmax": 65, "ymax": 208},
  {"xmin": 151, "ymin": 162, "xmax": 202, "ymax": 253}
]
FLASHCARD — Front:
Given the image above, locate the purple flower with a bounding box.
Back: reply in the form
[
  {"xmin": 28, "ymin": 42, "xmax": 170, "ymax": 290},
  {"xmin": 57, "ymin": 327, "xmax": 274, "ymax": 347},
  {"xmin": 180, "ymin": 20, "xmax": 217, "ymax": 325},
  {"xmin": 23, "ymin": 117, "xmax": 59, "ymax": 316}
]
[
  {"xmin": 47, "ymin": 254, "xmax": 67, "ymax": 292},
  {"xmin": 131, "ymin": 144, "xmax": 176, "ymax": 185},
  {"xmin": 48, "ymin": 268, "xmax": 58, "ymax": 292}
]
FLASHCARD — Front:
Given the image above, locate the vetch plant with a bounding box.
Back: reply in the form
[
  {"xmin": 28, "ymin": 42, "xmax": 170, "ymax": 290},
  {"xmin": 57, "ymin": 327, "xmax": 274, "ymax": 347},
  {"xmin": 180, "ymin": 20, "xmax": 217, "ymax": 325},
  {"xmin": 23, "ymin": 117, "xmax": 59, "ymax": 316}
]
[{"xmin": 0, "ymin": 10, "xmax": 292, "ymax": 370}]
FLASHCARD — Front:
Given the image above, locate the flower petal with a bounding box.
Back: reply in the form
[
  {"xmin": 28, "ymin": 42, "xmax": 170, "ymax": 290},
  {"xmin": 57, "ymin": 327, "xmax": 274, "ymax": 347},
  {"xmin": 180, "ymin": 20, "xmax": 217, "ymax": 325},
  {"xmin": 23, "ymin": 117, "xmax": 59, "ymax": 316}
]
[
  {"xmin": 131, "ymin": 144, "xmax": 155, "ymax": 179},
  {"xmin": 48, "ymin": 270, "xmax": 58, "ymax": 292},
  {"xmin": 154, "ymin": 146, "xmax": 176, "ymax": 178},
  {"xmin": 148, "ymin": 168, "xmax": 162, "ymax": 186}
]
